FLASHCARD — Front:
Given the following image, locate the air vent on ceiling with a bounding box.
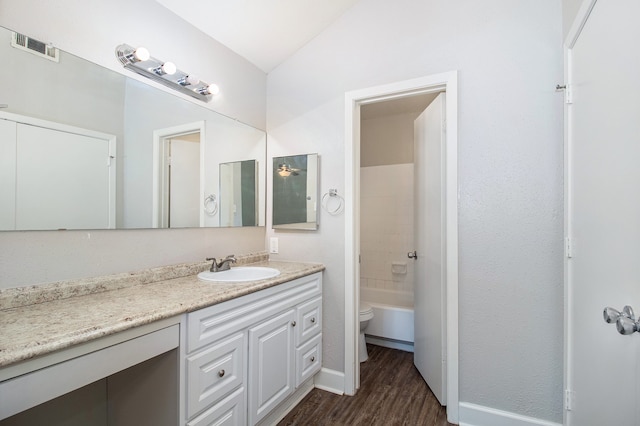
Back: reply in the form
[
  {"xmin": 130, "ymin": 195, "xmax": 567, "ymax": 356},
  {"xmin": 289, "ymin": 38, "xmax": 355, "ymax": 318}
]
[{"xmin": 11, "ymin": 32, "xmax": 59, "ymax": 62}]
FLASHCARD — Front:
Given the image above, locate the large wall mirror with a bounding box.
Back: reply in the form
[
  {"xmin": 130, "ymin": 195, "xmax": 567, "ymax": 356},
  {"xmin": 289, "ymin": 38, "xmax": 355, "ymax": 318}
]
[
  {"xmin": 0, "ymin": 26, "xmax": 266, "ymax": 231},
  {"xmin": 272, "ymin": 154, "xmax": 319, "ymax": 230}
]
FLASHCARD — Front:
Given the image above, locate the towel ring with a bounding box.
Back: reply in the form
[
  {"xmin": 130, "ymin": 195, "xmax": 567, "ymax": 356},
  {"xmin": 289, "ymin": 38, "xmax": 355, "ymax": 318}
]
[
  {"xmin": 321, "ymin": 189, "xmax": 344, "ymax": 216},
  {"xmin": 204, "ymin": 194, "xmax": 218, "ymax": 215}
]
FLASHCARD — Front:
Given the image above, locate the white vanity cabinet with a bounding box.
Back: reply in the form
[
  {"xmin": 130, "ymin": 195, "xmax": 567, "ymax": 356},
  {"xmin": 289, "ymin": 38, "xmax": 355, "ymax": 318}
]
[{"xmin": 183, "ymin": 272, "xmax": 322, "ymax": 426}]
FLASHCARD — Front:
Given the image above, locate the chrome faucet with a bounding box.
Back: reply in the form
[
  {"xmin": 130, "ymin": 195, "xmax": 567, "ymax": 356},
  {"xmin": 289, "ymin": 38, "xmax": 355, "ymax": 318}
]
[{"xmin": 206, "ymin": 255, "xmax": 236, "ymax": 272}]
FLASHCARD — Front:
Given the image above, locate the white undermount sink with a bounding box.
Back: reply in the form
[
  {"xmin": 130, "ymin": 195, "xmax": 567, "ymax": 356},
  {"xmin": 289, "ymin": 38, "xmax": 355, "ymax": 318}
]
[{"xmin": 197, "ymin": 267, "xmax": 280, "ymax": 283}]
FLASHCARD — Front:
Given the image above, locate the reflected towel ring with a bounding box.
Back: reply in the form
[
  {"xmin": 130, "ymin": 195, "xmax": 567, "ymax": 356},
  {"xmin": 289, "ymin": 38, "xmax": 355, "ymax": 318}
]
[
  {"xmin": 204, "ymin": 194, "xmax": 218, "ymax": 215},
  {"xmin": 321, "ymin": 189, "xmax": 344, "ymax": 215}
]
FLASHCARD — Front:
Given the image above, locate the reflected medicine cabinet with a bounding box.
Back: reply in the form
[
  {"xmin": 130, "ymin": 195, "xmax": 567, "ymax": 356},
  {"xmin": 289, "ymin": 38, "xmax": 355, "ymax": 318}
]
[{"xmin": 272, "ymin": 154, "xmax": 319, "ymax": 230}]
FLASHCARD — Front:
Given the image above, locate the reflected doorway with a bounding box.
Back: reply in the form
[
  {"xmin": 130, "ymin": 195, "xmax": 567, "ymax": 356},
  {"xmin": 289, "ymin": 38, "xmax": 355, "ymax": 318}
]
[{"xmin": 152, "ymin": 122, "xmax": 205, "ymax": 228}]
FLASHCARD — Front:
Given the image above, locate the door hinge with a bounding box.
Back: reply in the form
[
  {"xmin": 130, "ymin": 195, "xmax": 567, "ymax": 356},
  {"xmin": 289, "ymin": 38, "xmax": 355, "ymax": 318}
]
[
  {"xmin": 556, "ymin": 84, "xmax": 572, "ymax": 104},
  {"xmin": 564, "ymin": 389, "xmax": 574, "ymax": 411},
  {"xmin": 441, "ymin": 119, "xmax": 447, "ymax": 133},
  {"xmin": 565, "ymin": 237, "xmax": 573, "ymax": 259}
]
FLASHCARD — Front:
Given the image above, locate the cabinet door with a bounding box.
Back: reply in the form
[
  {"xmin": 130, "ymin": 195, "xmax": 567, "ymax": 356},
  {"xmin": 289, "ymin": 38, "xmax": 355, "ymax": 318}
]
[{"xmin": 248, "ymin": 309, "xmax": 295, "ymax": 425}]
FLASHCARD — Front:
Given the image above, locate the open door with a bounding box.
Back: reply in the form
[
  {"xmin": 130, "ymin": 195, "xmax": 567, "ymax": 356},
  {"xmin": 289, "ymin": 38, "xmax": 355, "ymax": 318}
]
[
  {"xmin": 566, "ymin": 1, "xmax": 640, "ymax": 424},
  {"xmin": 412, "ymin": 92, "xmax": 446, "ymax": 405}
]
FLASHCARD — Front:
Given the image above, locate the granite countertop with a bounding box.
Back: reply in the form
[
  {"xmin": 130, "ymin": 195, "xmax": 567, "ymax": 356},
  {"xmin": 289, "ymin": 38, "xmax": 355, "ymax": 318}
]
[{"xmin": 0, "ymin": 257, "xmax": 324, "ymax": 369}]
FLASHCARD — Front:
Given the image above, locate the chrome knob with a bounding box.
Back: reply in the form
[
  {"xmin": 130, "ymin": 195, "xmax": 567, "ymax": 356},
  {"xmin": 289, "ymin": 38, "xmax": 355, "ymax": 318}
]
[
  {"xmin": 408, "ymin": 251, "xmax": 417, "ymax": 259},
  {"xmin": 291, "ymin": 321, "xmax": 296, "ymax": 327},
  {"xmin": 604, "ymin": 305, "xmax": 640, "ymax": 335},
  {"xmin": 617, "ymin": 316, "xmax": 638, "ymax": 335},
  {"xmin": 310, "ymin": 356, "xmax": 315, "ymax": 362},
  {"xmin": 603, "ymin": 307, "xmax": 621, "ymax": 323},
  {"xmin": 310, "ymin": 317, "xmax": 316, "ymax": 323},
  {"xmin": 218, "ymin": 369, "xmax": 225, "ymax": 377}
]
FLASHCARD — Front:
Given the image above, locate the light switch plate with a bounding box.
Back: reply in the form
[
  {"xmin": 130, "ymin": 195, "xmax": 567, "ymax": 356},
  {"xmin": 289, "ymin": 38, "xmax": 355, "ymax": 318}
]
[{"xmin": 270, "ymin": 237, "xmax": 279, "ymax": 254}]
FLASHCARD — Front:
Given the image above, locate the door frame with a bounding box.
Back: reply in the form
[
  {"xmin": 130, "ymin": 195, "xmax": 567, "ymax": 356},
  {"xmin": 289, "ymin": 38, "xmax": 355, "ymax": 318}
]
[
  {"xmin": 563, "ymin": 1, "xmax": 598, "ymax": 425},
  {"xmin": 344, "ymin": 71, "xmax": 459, "ymax": 424},
  {"xmin": 152, "ymin": 121, "xmax": 206, "ymax": 228}
]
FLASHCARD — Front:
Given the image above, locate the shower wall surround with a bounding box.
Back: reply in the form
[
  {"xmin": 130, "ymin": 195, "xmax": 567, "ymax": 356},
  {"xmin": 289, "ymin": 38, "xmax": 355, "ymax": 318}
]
[{"xmin": 360, "ymin": 164, "xmax": 414, "ymax": 297}]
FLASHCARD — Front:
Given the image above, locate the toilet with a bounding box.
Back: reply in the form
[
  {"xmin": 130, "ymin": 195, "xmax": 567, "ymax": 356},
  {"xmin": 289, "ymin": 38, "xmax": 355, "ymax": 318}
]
[{"xmin": 359, "ymin": 302, "xmax": 374, "ymax": 362}]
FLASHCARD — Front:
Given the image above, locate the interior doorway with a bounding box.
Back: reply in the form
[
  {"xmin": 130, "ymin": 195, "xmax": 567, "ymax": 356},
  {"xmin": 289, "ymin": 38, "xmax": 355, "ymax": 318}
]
[
  {"xmin": 344, "ymin": 72, "xmax": 459, "ymax": 424},
  {"xmin": 152, "ymin": 121, "xmax": 206, "ymax": 228},
  {"xmin": 359, "ymin": 91, "xmax": 447, "ymax": 404}
]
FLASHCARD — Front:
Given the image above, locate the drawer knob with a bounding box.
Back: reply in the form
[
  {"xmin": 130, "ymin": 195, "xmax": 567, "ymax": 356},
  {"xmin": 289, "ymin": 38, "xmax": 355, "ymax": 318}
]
[
  {"xmin": 310, "ymin": 317, "xmax": 316, "ymax": 323},
  {"xmin": 310, "ymin": 356, "xmax": 315, "ymax": 362},
  {"xmin": 218, "ymin": 369, "xmax": 225, "ymax": 378},
  {"xmin": 291, "ymin": 321, "xmax": 297, "ymax": 327}
]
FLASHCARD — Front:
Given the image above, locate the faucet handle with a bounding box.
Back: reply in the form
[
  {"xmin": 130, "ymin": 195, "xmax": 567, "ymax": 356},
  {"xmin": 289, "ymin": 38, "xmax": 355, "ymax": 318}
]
[
  {"xmin": 206, "ymin": 257, "xmax": 217, "ymax": 272},
  {"xmin": 224, "ymin": 254, "xmax": 237, "ymax": 263}
]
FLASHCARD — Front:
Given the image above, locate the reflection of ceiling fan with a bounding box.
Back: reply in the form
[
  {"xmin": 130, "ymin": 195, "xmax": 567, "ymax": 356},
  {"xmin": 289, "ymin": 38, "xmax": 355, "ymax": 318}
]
[{"xmin": 277, "ymin": 164, "xmax": 301, "ymax": 177}]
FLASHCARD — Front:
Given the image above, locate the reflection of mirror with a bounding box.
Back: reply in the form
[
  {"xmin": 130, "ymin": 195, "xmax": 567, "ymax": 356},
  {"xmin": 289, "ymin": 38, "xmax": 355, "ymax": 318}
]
[
  {"xmin": 0, "ymin": 25, "xmax": 265, "ymax": 231},
  {"xmin": 272, "ymin": 154, "xmax": 319, "ymax": 230},
  {"xmin": 220, "ymin": 160, "xmax": 258, "ymax": 227}
]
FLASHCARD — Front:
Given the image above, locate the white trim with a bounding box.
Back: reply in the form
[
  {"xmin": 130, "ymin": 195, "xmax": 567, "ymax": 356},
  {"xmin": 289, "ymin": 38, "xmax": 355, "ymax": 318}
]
[
  {"xmin": 152, "ymin": 121, "xmax": 206, "ymax": 228},
  {"xmin": 313, "ymin": 367, "xmax": 345, "ymax": 395},
  {"xmin": 563, "ymin": 2, "xmax": 597, "ymax": 426},
  {"xmin": 459, "ymin": 402, "xmax": 562, "ymax": 426},
  {"xmin": 344, "ymin": 71, "xmax": 459, "ymax": 424}
]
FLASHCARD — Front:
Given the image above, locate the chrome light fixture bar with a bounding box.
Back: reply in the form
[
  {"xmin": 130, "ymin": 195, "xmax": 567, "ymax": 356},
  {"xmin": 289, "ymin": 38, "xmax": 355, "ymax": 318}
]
[{"xmin": 115, "ymin": 44, "xmax": 219, "ymax": 102}]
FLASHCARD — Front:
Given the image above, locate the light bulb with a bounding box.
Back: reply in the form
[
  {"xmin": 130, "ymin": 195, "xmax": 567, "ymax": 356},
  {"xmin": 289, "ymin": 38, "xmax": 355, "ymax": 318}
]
[
  {"xmin": 133, "ymin": 47, "xmax": 150, "ymax": 62},
  {"xmin": 206, "ymin": 83, "xmax": 219, "ymax": 95},
  {"xmin": 161, "ymin": 62, "xmax": 177, "ymax": 75}
]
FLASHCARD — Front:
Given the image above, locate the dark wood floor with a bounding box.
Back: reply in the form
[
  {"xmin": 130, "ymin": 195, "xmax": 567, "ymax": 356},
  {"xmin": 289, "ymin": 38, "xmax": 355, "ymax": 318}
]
[{"xmin": 279, "ymin": 344, "xmax": 454, "ymax": 426}]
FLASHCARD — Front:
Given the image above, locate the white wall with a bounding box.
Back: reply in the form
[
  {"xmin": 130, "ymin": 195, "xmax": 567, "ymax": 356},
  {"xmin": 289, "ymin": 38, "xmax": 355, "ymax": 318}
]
[
  {"xmin": 0, "ymin": 0, "xmax": 267, "ymax": 288},
  {"xmin": 267, "ymin": 0, "xmax": 564, "ymax": 422}
]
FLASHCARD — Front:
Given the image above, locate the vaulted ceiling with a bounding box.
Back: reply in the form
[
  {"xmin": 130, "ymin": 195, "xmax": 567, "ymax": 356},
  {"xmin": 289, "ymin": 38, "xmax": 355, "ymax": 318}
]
[{"xmin": 155, "ymin": 0, "xmax": 361, "ymax": 73}]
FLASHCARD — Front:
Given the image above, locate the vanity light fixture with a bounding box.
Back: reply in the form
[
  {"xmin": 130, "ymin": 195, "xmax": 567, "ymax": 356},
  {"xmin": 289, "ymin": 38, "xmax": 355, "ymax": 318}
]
[{"xmin": 115, "ymin": 44, "xmax": 218, "ymax": 102}]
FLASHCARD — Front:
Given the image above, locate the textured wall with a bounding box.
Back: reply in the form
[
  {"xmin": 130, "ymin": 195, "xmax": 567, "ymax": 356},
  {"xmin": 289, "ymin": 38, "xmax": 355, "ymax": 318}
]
[{"xmin": 267, "ymin": 0, "xmax": 564, "ymax": 421}]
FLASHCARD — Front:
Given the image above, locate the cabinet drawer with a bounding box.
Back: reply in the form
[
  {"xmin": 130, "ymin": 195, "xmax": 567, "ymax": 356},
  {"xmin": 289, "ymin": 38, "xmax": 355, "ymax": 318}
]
[
  {"xmin": 186, "ymin": 332, "xmax": 245, "ymax": 419},
  {"xmin": 295, "ymin": 333, "xmax": 322, "ymax": 388},
  {"xmin": 187, "ymin": 387, "xmax": 245, "ymax": 426},
  {"xmin": 295, "ymin": 296, "xmax": 322, "ymax": 346}
]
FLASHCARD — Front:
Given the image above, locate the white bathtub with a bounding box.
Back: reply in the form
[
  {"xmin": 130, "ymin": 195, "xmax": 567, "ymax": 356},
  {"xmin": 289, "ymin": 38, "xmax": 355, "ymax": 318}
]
[{"xmin": 361, "ymin": 287, "xmax": 414, "ymax": 352}]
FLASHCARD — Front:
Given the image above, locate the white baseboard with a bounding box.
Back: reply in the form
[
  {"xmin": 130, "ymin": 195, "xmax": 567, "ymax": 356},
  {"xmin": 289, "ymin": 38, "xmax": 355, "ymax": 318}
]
[
  {"xmin": 313, "ymin": 367, "xmax": 344, "ymax": 395},
  {"xmin": 366, "ymin": 336, "xmax": 414, "ymax": 353},
  {"xmin": 459, "ymin": 402, "xmax": 562, "ymax": 426}
]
